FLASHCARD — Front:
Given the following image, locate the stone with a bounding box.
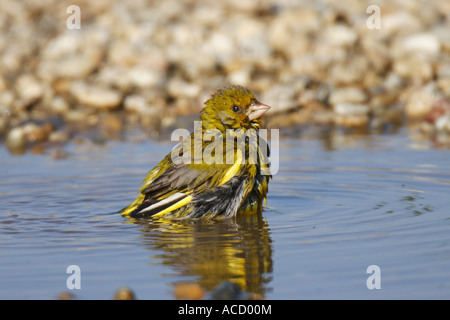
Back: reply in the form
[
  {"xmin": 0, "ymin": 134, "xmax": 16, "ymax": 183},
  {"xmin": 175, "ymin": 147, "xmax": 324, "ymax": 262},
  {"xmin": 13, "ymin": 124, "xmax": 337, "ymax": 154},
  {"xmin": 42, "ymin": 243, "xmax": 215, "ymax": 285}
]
[
  {"xmin": 404, "ymin": 84, "xmax": 436, "ymax": 119},
  {"xmin": 393, "ymin": 56, "xmax": 434, "ymax": 83},
  {"xmin": 22, "ymin": 122, "xmax": 54, "ymax": 143},
  {"xmin": 167, "ymin": 78, "xmax": 201, "ymax": 98},
  {"xmin": 15, "ymin": 74, "xmax": 44, "ymax": 102},
  {"xmin": 333, "ymin": 103, "xmax": 370, "ymax": 127},
  {"xmin": 113, "ymin": 287, "xmax": 136, "ymax": 300},
  {"xmin": 322, "ymin": 24, "xmax": 358, "ymax": 47},
  {"xmin": 124, "ymin": 94, "xmax": 157, "ymax": 116},
  {"xmin": 6, "ymin": 127, "xmax": 27, "ymax": 151},
  {"xmin": 174, "ymin": 282, "xmax": 206, "ymax": 300},
  {"xmin": 260, "ymin": 85, "xmax": 297, "ymax": 114},
  {"xmin": 329, "ymin": 87, "xmax": 367, "ymax": 106},
  {"xmin": 70, "ymin": 82, "xmax": 122, "ymax": 110},
  {"xmin": 400, "ymin": 33, "xmax": 440, "ymax": 55}
]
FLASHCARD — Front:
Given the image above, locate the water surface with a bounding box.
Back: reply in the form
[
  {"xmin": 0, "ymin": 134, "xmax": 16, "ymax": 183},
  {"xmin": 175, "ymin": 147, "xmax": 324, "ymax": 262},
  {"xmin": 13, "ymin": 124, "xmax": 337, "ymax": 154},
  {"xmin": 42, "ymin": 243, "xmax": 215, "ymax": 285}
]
[{"xmin": 1, "ymin": 130, "xmax": 450, "ymax": 299}]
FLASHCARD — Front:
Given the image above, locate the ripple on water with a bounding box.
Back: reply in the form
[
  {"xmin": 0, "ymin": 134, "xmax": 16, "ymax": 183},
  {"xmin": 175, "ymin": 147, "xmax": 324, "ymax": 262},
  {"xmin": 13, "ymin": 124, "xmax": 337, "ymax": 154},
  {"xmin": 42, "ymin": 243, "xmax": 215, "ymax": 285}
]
[{"xmin": 1, "ymin": 134, "xmax": 450, "ymax": 299}]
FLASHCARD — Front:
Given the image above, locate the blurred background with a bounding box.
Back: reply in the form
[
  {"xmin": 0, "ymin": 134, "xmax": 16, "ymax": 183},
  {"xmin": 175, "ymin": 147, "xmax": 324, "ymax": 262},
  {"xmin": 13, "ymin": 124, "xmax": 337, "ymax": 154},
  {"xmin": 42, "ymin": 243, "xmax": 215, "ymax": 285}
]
[
  {"xmin": 1, "ymin": 0, "xmax": 449, "ymax": 155},
  {"xmin": 1, "ymin": 0, "xmax": 450, "ymax": 300}
]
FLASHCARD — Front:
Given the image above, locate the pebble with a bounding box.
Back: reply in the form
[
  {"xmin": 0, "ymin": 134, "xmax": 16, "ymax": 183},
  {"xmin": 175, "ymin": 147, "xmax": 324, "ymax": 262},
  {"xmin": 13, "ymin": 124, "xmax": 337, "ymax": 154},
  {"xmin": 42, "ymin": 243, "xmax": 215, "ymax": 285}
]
[
  {"xmin": 113, "ymin": 287, "xmax": 136, "ymax": 300},
  {"xmin": 399, "ymin": 33, "xmax": 441, "ymax": 56},
  {"xmin": 208, "ymin": 281, "xmax": 243, "ymax": 300},
  {"xmin": 382, "ymin": 12, "xmax": 422, "ymax": 35},
  {"xmin": 70, "ymin": 82, "xmax": 122, "ymax": 110},
  {"xmin": 235, "ymin": 20, "xmax": 272, "ymax": 64},
  {"xmin": 333, "ymin": 103, "xmax": 370, "ymax": 127},
  {"xmin": 49, "ymin": 96, "xmax": 70, "ymax": 115},
  {"xmin": 23, "ymin": 122, "xmax": 54, "ymax": 143},
  {"xmin": 206, "ymin": 280, "xmax": 260, "ymax": 300},
  {"xmin": 54, "ymin": 281, "xmax": 260, "ymax": 300},
  {"xmin": 329, "ymin": 57, "xmax": 369, "ymax": 86},
  {"xmin": 435, "ymin": 115, "xmax": 450, "ymax": 132},
  {"xmin": 5, "ymin": 127, "xmax": 28, "ymax": 153},
  {"xmin": 124, "ymin": 95, "xmax": 157, "ymax": 116},
  {"xmin": 49, "ymin": 130, "xmax": 69, "ymax": 143},
  {"xmin": 261, "ymin": 85, "xmax": 297, "ymax": 114},
  {"xmin": 15, "ymin": 74, "xmax": 44, "ymax": 110},
  {"xmin": 167, "ymin": 78, "xmax": 201, "ymax": 99},
  {"xmin": 174, "ymin": 282, "xmax": 206, "ymax": 300},
  {"xmin": 39, "ymin": 55, "xmax": 99, "ymax": 81},
  {"xmin": 227, "ymin": 67, "xmax": 252, "ymax": 86},
  {"xmin": 127, "ymin": 66, "xmax": 163, "ymax": 89},
  {"xmin": 57, "ymin": 292, "xmax": 75, "ymax": 300},
  {"xmin": 334, "ymin": 103, "xmax": 369, "ymax": 116},
  {"xmin": 437, "ymin": 79, "xmax": 450, "ymax": 97},
  {"xmin": 0, "ymin": 117, "xmax": 8, "ymax": 136},
  {"xmin": 393, "ymin": 55, "xmax": 434, "ymax": 84},
  {"xmin": 322, "ymin": 24, "xmax": 358, "ymax": 47},
  {"xmin": 37, "ymin": 29, "xmax": 108, "ymax": 81},
  {"xmin": 329, "ymin": 87, "xmax": 368, "ymax": 106},
  {"xmin": 404, "ymin": 84, "xmax": 437, "ymax": 119},
  {"xmin": 426, "ymin": 98, "xmax": 450, "ymax": 133},
  {"xmin": 0, "ymin": 106, "xmax": 11, "ymax": 136}
]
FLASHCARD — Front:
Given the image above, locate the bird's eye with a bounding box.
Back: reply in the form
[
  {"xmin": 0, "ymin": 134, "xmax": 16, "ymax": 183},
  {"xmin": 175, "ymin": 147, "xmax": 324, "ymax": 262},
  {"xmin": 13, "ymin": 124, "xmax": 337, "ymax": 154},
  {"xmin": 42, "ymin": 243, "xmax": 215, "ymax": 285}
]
[{"xmin": 232, "ymin": 105, "xmax": 240, "ymax": 112}]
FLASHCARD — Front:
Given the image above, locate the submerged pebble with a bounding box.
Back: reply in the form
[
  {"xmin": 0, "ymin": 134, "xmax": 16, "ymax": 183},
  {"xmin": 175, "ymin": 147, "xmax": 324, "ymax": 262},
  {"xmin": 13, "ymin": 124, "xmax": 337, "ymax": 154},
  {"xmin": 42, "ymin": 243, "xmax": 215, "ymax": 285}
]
[
  {"xmin": 113, "ymin": 287, "xmax": 136, "ymax": 300},
  {"xmin": 174, "ymin": 282, "xmax": 207, "ymax": 300}
]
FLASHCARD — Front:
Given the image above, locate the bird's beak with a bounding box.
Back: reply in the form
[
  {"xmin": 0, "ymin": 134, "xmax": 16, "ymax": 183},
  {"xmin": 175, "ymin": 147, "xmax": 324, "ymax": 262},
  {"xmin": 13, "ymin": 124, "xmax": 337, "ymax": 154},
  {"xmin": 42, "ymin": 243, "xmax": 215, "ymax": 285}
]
[{"xmin": 247, "ymin": 101, "xmax": 271, "ymax": 121}]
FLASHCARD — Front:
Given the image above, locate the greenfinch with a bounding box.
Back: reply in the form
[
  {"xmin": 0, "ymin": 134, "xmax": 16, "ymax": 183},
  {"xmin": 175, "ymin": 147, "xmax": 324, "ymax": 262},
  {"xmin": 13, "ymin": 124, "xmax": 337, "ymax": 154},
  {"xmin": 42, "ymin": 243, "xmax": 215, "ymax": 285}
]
[{"xmin": 121, "ymin": 85, "xmax": 271, "ymax": 219}]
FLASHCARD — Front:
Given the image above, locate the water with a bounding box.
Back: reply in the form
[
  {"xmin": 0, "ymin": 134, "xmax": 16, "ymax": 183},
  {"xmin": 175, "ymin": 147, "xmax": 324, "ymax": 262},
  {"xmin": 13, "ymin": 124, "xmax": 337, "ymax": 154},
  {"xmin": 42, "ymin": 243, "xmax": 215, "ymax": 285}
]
[{"xmin": 1, "ymin": 130, "xmax": 450, "ymax": 299}]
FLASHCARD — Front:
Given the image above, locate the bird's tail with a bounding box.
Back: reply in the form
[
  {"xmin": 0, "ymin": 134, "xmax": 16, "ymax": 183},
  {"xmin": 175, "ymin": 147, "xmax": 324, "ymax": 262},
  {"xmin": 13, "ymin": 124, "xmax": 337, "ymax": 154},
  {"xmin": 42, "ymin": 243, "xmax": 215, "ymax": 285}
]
[{"xmin": 120, "ymin": 194, "xmax": 145, "ymax": 217}]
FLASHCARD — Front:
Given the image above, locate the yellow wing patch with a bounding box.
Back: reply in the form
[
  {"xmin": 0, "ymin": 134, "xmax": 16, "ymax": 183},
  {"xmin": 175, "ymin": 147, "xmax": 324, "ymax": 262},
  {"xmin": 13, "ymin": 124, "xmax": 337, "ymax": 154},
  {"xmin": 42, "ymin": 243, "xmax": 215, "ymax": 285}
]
[
  {"xmin": 152, "ymin": 195, "xmax": 193, "ymax": 218},
  {"xmin": 219, "ymin": 149, "xmax": 243, "ymax": 186}
]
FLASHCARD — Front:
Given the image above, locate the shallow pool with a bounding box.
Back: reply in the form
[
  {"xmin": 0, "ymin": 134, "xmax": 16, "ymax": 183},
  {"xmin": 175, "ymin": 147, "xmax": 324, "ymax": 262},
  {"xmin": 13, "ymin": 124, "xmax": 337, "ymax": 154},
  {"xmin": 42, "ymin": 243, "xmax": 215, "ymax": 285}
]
[{"xmin": 1, "ymin": 130, "xmax": 449, "ymax": 299}]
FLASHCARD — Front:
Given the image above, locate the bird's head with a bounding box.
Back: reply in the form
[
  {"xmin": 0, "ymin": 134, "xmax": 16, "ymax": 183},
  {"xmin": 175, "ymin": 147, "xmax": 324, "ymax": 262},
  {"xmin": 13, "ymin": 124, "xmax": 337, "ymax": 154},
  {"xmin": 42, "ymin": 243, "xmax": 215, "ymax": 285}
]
[{"xmin": 201, "ymin": 85, "xmax": 270, "ymax": 131}]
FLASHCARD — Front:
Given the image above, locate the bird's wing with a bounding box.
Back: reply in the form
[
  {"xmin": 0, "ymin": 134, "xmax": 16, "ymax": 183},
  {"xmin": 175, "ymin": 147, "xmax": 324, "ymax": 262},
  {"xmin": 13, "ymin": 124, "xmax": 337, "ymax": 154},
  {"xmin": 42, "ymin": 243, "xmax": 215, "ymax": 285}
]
[{"xmin": 124, "ymin": 137, "xmax": 245, "ymax": 218}]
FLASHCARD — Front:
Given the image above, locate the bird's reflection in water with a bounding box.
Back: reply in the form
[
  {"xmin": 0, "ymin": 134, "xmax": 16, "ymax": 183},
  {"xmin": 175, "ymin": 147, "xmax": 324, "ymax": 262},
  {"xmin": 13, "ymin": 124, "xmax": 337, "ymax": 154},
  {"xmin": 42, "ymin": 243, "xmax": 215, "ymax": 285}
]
[{"xmin": 135, "ymin": 213, "xmax": 273, "ymax": 296}]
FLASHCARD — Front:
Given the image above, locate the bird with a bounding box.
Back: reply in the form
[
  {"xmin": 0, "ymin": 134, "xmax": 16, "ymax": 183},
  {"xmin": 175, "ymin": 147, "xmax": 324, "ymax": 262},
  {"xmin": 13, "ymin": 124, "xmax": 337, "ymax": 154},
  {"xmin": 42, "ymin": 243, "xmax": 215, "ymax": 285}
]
[{"xmin": 120, "ymin": 85, "xmax": 271, "ymax": 219}]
